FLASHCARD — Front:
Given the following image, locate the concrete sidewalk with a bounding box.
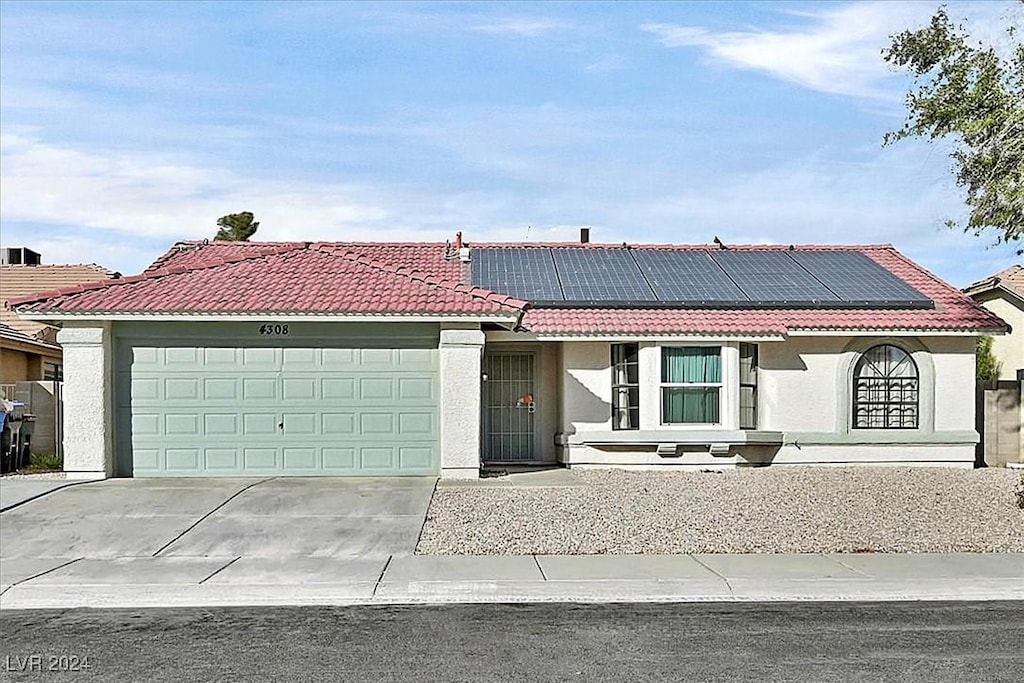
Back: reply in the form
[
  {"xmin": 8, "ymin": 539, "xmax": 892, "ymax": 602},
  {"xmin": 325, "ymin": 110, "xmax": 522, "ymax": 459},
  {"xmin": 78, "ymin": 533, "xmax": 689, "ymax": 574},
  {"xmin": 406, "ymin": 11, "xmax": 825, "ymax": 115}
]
[{"xmin": 2, "ymin": 552, "xmax": 1021, "ymax": 609}]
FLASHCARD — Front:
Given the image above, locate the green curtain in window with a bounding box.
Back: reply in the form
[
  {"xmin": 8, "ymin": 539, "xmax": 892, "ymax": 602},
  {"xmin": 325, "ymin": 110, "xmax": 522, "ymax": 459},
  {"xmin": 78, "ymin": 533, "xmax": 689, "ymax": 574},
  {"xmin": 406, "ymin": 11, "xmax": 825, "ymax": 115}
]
[
  {"xmin": 663, "ymin": 387, "xmax": 720, "ymax": 423},
  {"xmin": 662, "ymin": 347, "xmax": 721, "ymax": 383}
]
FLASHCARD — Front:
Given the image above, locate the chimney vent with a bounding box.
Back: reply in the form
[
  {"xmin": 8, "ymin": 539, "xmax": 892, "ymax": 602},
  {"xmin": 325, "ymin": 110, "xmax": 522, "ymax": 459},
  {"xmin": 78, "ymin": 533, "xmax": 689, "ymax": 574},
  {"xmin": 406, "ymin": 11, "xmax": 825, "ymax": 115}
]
[{"xmin": 580, "ymin": 227, "xmax": 590, "ymax": 244}]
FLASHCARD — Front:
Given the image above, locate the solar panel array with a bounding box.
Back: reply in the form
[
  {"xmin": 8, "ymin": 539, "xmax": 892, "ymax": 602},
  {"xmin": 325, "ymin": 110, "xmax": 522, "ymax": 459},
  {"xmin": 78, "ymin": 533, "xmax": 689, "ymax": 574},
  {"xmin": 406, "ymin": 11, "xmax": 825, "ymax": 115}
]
[
  {"xmin": 631, "ymin": 250, "xmax": 747, "ymax": 304},
  {"xmin": 472, "ymin": 248, "xmax": 563, "ymax": 302},
  {"xmin": 711, "ymin": 250, "xmax": 839, "ymax": 305},
  {"xmin": 788, "ymin": 250, "xmax": 932, "ymax": 306},
  {"xmin": 552, "ymin": 249, "xmax": 658, "ymax": 303},
  {"xmin": 470, "ymin": 247, "xmax": 933, "ymax": 309}
]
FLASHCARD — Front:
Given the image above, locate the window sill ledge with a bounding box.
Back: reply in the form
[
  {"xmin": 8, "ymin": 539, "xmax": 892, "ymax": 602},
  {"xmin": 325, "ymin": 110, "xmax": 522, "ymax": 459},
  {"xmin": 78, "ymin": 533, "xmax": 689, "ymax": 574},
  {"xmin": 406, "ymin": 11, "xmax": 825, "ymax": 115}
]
[{"xmin": 562, "ymin": 430, "xmax": 783, "ymax": 447}]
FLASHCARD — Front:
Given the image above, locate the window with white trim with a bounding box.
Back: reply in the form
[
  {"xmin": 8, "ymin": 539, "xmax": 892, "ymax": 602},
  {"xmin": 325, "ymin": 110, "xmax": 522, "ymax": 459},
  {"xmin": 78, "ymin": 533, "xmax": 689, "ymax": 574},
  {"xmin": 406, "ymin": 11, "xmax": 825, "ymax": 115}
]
[
  {"xmin": 611, "ymin": 343, "xmax": 639, "ymax": 430},
  {"xmin": 661, "ymin": 346, "xmax": 722, "ymax": 424},
  {"xmin": 853, "ymin": 344, "xmax": 919, "ymax": 429}
]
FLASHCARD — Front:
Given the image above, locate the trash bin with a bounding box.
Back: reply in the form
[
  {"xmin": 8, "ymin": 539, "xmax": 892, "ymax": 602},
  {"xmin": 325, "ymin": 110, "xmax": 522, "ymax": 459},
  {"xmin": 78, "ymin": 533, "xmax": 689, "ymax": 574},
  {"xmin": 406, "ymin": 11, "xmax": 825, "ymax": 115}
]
[
  {"xmin": 0, "ymin": 410, "xmax": 10, "ymax": 475},
  {"xmin": 17, "ymin": 414, "xmax": 36, "ymax": 470},
  {"xmin": 0, "ymin": 400, "xmax": 26, "ymax": 474}
]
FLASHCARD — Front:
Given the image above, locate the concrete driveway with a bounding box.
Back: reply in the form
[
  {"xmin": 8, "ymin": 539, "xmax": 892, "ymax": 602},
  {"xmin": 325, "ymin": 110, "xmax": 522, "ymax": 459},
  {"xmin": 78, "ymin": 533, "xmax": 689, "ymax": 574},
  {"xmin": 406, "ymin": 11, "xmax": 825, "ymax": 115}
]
[{"xmin": 0, "ymin": 477, "xmax": 436, "ymax": 594}]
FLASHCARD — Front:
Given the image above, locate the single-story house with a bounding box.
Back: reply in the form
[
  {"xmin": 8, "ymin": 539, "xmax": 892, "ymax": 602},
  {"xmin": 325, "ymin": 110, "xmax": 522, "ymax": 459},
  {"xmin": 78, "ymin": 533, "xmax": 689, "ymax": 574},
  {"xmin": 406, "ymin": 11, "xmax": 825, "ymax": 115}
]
[
  {"xmin": 963, "ymin": 265, "xmax": 1023, "ymax": 380},
  {"xmin": 8, "ymin": 236, "xmax": 1008, "ymax": 480},
  {"xmin": 0, "ymin": 248, "xmax": 117, "ymax": 389}
]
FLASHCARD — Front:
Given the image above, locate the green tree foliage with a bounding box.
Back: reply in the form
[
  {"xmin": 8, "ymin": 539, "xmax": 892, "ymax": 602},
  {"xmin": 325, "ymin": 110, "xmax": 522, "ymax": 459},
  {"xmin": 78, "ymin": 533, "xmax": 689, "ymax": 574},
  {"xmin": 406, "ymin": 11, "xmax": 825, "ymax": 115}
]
[
  {"xmin": 883, "ymin": 5, "xmax": 1023, "ymax": 252},
  {"xmin": 976, "ymin": 335, "xmax": 1003, "ymax": 380},
  {"xmin": 214, "ymin": 212, "xmax": 260, "ymax": 241}
]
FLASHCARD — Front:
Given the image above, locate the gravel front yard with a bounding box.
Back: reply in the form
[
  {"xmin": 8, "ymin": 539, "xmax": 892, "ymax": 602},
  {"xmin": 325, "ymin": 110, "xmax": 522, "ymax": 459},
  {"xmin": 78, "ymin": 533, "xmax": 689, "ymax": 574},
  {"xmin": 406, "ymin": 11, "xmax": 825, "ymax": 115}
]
[{"xmin": 417, "ymin": 467, "xmax": 1024, "ymax": 555}]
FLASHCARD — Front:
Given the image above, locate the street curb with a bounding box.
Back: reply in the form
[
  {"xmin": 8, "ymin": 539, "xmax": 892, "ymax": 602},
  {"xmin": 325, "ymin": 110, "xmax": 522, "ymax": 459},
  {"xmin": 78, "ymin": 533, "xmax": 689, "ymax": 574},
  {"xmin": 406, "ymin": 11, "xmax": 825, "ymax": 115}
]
[{"xmin": 2, "ymin": 579, "xmax": 1022, "ymax": 610}]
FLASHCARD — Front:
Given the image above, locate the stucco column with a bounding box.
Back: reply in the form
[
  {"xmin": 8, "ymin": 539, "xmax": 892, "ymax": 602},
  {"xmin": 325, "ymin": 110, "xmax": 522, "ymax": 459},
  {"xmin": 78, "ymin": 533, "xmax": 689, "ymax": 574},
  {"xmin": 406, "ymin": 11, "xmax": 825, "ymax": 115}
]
[
  {"xmin": 56, "ymin": 324, "xmax": 113, "ymax": 479},
  {"xmin": 439, "ymin": 326, "xmax": 485, "ymax": 479}
]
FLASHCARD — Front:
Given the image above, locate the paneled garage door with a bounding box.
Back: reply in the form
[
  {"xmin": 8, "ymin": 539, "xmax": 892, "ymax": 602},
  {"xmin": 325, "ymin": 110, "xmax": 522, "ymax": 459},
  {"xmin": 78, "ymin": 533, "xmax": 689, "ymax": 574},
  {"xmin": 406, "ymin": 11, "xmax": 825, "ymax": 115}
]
[{"xmin": 115, "ymin": 327, "xmax": 439, "ymax": 477}]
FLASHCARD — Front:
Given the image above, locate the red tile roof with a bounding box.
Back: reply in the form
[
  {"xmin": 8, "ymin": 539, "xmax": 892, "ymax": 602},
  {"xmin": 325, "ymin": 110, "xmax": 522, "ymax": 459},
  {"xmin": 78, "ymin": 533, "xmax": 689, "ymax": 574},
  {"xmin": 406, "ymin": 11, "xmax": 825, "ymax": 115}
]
[
  {"xmin": 8, "ymin": 240, "xmax": 1007, "ymax": 335},
  {"xmin": 0, "ymin": 263, "xmax": 116, "ymax": 337},
  {"xmin": 963, "ymin": 264, "xmax": 1024, "ymax": 301},
  {"xmin": 9, "ymin": 243, "xmax": 525, "ymax": 318}
]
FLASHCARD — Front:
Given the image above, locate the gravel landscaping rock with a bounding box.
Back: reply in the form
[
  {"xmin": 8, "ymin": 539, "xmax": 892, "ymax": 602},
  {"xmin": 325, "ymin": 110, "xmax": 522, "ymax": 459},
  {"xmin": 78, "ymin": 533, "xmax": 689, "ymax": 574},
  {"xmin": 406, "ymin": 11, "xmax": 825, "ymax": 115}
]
[
  {"xmin": 417, "ymin": 467, "xmax": 1024, "ymax": 555},
  {"xmin": 0, "ymin": 471, "xmax": 67, "ymax": 480}
]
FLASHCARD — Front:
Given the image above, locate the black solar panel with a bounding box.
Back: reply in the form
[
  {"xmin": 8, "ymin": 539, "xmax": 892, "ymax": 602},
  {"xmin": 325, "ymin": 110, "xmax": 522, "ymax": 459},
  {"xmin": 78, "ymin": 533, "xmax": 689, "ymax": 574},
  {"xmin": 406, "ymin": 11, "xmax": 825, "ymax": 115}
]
[
  {"xmin": 709, "ymin": 250, "xmax": 840, "ymax": 305},
  {"xmin": 470, "ymin": 246, "xmax": 933, "ymax": 309},
  {"xmin": 787, "ymin": 251, "xmax": 931, "ymax": 306},
  {"xmin": 631, "ymin": 250, "xmax": 748, "ymax": 304},
  {"xmin": 552, "ymin": 248, "xmax": 657, "ymax": 303},
  {"xmin": 471, "ymin": 248, "xmax": 564, "ymax": 302}
]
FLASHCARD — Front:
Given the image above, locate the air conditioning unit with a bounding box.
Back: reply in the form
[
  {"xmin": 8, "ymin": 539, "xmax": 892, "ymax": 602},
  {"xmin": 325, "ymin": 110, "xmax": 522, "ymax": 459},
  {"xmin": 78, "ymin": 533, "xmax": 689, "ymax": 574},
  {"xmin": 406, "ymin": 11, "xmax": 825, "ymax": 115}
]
[{"xmin": 0, "ymin": 248, "xmax": 42, "ymax": 265}]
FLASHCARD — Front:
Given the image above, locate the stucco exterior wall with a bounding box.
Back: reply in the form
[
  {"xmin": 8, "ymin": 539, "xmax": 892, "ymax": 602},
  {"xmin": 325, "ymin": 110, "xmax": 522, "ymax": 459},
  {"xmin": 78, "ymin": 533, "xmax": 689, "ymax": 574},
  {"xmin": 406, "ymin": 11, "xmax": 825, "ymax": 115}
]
[
  {"xmin": 439, "ymin": 325, "xmax": 485, "ymax": 478},
  {"xmin": 56, "ymin": 324, "xmax": 113, "ymax": 479},
  {"xmin": 758, "ymin": 337, "xmax": 839, "ymax": 432},
  {"xmin": 558, "ymin": 335, "xmax": 979, "ymax": 468},
  {"xmin": 974, "ymin": 293, "xmax": 1023, "ymax": 380},
  {"xmin": 560, "ymin": 342, "xmax": 612, "ymax": 433},
  {"xmin": 928, "ymin": 336, "xmax": 977, "ymax": 431}
]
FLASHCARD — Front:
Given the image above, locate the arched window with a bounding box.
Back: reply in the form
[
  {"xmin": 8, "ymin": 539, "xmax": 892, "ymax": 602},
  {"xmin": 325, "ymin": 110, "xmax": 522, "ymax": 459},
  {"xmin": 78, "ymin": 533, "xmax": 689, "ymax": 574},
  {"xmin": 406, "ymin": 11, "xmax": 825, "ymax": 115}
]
[{"xmin": 853, "ymin": 344, "xmax": 919, "ymax": 429}]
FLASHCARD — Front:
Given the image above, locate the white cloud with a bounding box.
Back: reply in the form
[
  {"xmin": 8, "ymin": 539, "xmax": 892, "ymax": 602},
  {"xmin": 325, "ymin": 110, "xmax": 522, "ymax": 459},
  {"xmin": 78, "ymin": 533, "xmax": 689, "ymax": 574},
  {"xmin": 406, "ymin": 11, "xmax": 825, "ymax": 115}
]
[
  {"xmin": 1, "ymin": 130, "xmax": 1015, "ymax": 287},
  {"xmin": 641, "ymin": 1, "xmax": 1013, "ymax": 99},
  {"xmin": 471, "ymin": 17, "xmax": 569, "ymax": 37},
  {"xmin": 0, "ymin": 131, "xmax": 598, "ymax": 273},
  {"xmin": 0, "ymin": 133, "xmax": 432, "ymax": 257}
]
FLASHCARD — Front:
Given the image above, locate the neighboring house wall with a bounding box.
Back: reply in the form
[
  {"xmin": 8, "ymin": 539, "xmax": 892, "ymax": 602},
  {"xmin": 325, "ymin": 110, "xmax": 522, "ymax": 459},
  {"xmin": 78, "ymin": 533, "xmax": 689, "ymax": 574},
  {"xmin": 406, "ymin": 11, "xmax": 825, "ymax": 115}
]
[
  {"xmin": 971, "ymin": 292, "xmax": 1023, "ymax": 380},
  {"xmin": 1, "ymin": 347, "xmax": 34, "ymax": 384},
  {"xmin": 0, "ymin": 338, "xmax": 59, "ymax": 384},
  {"xmin": 558, "ymin": 335, "xmax": 977, "ymax": 468}
]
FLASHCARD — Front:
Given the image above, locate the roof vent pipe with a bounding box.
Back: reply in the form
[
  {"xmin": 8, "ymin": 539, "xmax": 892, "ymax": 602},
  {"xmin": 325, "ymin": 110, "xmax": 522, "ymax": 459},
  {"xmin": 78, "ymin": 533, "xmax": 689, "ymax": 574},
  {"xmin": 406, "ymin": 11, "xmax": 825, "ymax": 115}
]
[
  {"xmin": 455, "ymin": 232, "xmax": 471, "ymax": 262},
  {"xmin": 580, "ymin": 227, "xmax": 590, "ymax": 244}
]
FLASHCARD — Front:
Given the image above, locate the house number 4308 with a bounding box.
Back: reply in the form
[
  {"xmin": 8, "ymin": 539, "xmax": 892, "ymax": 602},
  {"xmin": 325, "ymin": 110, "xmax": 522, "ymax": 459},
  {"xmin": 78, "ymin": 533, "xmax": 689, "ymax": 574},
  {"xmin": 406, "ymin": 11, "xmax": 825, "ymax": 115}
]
[{"xmin": 259, "ymin": 324, "xmax": 289, "ymax": 336}]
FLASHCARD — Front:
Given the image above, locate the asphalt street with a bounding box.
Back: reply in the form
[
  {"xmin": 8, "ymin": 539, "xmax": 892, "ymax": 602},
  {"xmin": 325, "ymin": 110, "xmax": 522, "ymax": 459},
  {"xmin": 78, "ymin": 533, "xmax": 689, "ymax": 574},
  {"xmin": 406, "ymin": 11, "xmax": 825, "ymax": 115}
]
[{"xmin": 1, "ymin": 601, "xmax": 1021, "ymax": 682}]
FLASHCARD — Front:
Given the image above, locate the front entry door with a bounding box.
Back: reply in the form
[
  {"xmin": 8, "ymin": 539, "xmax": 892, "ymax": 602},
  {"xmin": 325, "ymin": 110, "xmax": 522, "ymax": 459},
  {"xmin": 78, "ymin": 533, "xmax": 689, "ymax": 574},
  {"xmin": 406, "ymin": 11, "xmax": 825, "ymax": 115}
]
[{"xmin": 483, "ymin": 351, "xmax": 537, "ymax": 463}]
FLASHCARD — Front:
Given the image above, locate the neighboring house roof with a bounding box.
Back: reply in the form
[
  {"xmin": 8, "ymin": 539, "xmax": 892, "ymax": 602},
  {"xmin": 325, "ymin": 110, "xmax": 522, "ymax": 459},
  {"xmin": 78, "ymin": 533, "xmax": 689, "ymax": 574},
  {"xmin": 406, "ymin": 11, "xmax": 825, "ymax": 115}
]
[
  {"xmin": 962, "ymin": 265, "xmax": 1024, "ymax": 307},
  {"xmin": 8, "ymin": 240, "xmax": 1007, "ymax": 336},
  {"xmin": 9, "ymin": 242, "xmax": 526, "ymax": 319},
  {"xmin": 0, "ymin": 321, "xmax": 61, "ymax": 355},
  {"xmin": 0, "ymin": 263, "xmax": 117, "ymax": 338}
]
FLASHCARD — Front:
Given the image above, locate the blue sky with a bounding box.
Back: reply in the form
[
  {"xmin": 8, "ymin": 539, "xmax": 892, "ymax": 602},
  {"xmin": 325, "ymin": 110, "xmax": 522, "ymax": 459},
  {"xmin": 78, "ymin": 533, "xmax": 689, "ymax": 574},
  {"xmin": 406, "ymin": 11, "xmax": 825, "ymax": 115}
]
[{"xmin": 1, "ymin": 0, "xmax": 1020, "ymax": 287}]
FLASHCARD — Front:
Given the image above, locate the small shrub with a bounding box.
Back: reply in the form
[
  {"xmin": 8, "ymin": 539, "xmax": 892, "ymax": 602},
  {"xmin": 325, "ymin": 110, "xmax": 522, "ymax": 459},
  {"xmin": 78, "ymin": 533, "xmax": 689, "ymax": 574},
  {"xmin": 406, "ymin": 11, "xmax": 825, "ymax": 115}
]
[
  {"xmin": 20, "ymin": 452, "xmax": 62, "ymax": 473},
  {"xmin": 976, "ymin": 336, "xmax": 1003, "ymax": 381}
]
